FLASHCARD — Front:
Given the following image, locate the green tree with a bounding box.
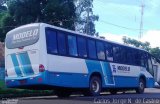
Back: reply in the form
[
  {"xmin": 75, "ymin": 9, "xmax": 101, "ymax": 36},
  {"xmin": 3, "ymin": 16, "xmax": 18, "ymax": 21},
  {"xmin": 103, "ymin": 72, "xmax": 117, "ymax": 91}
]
[
  {"xmin": 0, "ymin": 0, "xmax": 98, "ymax": 41},
  {"xmin": 6, "ymin": 0, "xmax": 76, "ymax": 28},
  {"xmin": 0, "ymin": 0, "xmax": 7, "ymax": 42},
  {"xmin": 122, "ymin": 36, "xmax": 151, "ymax": 51},
  {"xmin": 150, "ymin": 47, "xmax": 160, "ymax": 59},
  {"xmin": 0, "ymin": 0, "xmax": 77, "ymax": 41},
  {"xmin": 42, "ymin": 0, "xmax": 76, "ymax": 30},
  {"xmin": 76, "ymin": 0, "xmax": 99, "ymax": 36},
  {"xmin": 122, "ymin": 36, "xmax": 160, "ymax": 60}
]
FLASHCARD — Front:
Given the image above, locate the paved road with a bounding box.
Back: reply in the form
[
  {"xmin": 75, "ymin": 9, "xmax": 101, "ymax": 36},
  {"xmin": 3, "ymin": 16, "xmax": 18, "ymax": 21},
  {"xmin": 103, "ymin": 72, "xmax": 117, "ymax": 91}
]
[{"xmin": 1, "ymin": 88, "xmax": 160, "ymax": 104}]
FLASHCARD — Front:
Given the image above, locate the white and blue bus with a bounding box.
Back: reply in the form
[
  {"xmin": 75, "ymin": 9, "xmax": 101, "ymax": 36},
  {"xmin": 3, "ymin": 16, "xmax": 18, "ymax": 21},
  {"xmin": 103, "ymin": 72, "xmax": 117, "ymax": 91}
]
[{"xmin": 5, "ymin": 23, "xmax": 155, "ymax": 97}]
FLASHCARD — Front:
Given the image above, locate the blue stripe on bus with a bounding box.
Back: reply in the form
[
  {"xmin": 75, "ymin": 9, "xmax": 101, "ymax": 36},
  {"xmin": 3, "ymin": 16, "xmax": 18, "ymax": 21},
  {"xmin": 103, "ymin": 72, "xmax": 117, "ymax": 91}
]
[
  {"xmin": 104, "ymin": 62, "xmax": 114, "ymax": 84},
  {"xmin": 18, "ymin": 52, "xmax": 34, "ymax": 75},
  {"xmin": 85, "ymin": 60, "xmax": 114, "ymax": 85},
  {"xmin": 10, "ymin": 54, "xmax": 22, "ymax": 77}
]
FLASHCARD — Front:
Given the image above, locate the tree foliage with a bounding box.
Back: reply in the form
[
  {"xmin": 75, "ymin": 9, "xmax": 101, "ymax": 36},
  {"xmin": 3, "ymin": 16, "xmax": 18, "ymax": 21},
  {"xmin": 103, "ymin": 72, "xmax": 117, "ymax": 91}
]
[
  {"xmin": 0, "ymin": 0, "xmax": 98, "ymax": 41},
  {"xmin": 75, "ymin": 0, "xmax": 99, "ymax": 36},
  {"xmin": 7, "ymin": 0, "xmax": 76, "ymax": 28},
  {"xmin": 150, "ymin": 47, "xmax": 160, "ymax": 59},
  {"xmin": 122, "ymin": 36, "xmax": 151, "ymax": 51},
  {"xmin": 0, "ymin": 0, "xmax": 77, "ymax": 41},
  {"xmin": 122, "ymin": 36, "xmax": 160, "ymax": 59}
]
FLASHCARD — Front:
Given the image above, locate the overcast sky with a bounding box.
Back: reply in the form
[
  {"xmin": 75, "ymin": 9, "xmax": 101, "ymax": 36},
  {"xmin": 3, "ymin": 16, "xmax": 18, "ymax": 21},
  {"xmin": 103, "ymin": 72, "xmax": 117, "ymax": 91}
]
[{"xmin": 93, "ymin": 0, "xmax": 160, "ymax": 47}]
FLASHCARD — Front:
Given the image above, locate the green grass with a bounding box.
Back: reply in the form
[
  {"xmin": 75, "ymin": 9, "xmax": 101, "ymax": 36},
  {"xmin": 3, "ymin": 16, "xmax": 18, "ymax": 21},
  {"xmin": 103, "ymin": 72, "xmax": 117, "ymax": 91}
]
[
  {"xmin": 0, "ymin": 80, "xmax": 5, "ymax": 89},
  {"xmin": 0, "ymin": 88, "xmax": 53, "ymax": 98},
  {"xmin": 0, "ymin": 80, "xmax": 53, "ymax": 97}
]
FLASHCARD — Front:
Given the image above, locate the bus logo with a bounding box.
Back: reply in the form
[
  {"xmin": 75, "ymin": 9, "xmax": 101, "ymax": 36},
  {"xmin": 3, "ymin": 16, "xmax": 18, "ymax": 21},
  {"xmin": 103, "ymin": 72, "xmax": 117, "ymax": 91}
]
[{"xmin": 112, "ymin": 65, "xmax": 116, "ymax": 73}]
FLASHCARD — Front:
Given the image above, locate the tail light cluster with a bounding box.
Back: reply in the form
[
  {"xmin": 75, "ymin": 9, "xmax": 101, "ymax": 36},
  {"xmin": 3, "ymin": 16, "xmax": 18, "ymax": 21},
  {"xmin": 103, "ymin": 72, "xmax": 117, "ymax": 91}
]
[{"xmin": 39, "ymin": 64, "xmax": 45, "ymax": 72}]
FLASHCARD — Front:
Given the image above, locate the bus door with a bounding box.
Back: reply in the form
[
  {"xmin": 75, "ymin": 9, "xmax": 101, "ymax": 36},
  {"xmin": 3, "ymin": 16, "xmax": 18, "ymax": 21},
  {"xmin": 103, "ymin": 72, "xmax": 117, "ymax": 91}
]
[
  {"xmin": 151, "ymin": 57, "xmax": 160, "ymax": 84},
  {"xmin": 146, "ymin": 55, "xmax": 154, "ymax": 77},
  {"xmin": 153, "ymin": 65, "xmax": 158, "ymax": 82}
]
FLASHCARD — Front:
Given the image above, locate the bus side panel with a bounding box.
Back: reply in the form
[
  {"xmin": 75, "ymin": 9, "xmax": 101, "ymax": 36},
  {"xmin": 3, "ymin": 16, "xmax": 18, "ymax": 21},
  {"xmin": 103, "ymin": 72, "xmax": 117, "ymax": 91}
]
[
  {"xmin": 109, "ymin": 63, "xmax": 141, "ymax": 88},
  {"xmin": 146, "ymin": 78, "xmax": 154, "ymax": 88},
  {"xmin": 140, "ymin": 70, "xmax": 155, "ymax": 88},
  {"xmin": 46, "ymin": 55, "xmax": 89, "ymax": 88},
  {"xmin": 85, "ymin": 60, "xmax": 110, "ymax": 88},
  {"xmin": 113, "ymin": 76, "xmax": 138, "ymax": 87}
]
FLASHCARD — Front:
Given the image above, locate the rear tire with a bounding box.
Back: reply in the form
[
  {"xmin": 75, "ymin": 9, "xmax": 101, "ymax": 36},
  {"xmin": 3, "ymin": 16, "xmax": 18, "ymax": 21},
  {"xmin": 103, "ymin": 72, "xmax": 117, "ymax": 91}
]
[
  {"xmin": 136, "ymin": 78, "xmax": 145, "ymax": 94},
  {"xmin": 83, "ymin": 76, "xmax": 102, "ymax": 96}
]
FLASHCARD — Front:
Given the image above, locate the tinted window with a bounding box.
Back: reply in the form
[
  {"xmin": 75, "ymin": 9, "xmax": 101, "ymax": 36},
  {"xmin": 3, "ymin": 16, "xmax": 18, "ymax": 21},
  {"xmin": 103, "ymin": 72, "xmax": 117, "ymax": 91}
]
[
  {"xmin": 134, "ymin": 51, "xmax": 141, "ymax": 66},
  {"xmin": 88, "ymin": 39, "xmax": 97, "ymax": 59},
  {"xmin": 77, "ymin": 37, "xmax": 87, "ymax": 58},
  {"xmin": 57, "ymin": 32, "xmax": 66, "ymax": 55},
  {"xmin": 126, "ymin": 49, "xmax": 134, "ymax": 64},
  {"xmin": 105, "ymin": 43, "xmax": 113, "ymax": 61},
  {"xmin": 46, "ymin": 29, "xmax": 57, "ymax": 54},
  {"xmin": 121, "ymin": 47, "xmax": 127, "ymax": 63},
  {"xmin": 113, "ymin": 46, "xmax": 121, "ymax": 63},
  {"xmin": 68, "ymin": 35, "xmax": 78, "ymax": 56},
  {"xmin": 96, "ymin": 41, "xmax": 105, "ymax": 60},
  {"xmin": 140, "ymin": 52, "xmax": 147, "ymax": 67}
]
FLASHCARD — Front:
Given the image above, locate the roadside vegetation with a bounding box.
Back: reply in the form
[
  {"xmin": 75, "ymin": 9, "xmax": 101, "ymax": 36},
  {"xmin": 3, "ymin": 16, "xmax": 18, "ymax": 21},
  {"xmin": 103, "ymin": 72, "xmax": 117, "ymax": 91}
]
[{"xmin": 0, "ymin": 79, "xmax": 53, "ymax": 98}]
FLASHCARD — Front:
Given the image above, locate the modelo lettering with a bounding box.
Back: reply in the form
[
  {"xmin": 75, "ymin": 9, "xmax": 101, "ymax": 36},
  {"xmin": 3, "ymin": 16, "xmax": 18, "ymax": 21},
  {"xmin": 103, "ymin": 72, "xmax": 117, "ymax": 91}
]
[
  {"xmin": 13, "ymin": 29, "xmax": 38, "ymax": 40},
  {"xmin": 117, "ymin": 66, "xmax": 130, "ymax": 71}
]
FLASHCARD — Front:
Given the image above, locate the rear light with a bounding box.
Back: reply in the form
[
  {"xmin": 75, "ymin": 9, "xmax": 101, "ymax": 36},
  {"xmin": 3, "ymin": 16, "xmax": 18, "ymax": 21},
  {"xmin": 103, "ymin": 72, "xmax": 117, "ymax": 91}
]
[
  {"xmin": 5, "ymin": 70, "xmax": 8, "ymax": 77},
  {"xmin": 39, "ymin": 64, "xmax": 45, "ymax": 72}
]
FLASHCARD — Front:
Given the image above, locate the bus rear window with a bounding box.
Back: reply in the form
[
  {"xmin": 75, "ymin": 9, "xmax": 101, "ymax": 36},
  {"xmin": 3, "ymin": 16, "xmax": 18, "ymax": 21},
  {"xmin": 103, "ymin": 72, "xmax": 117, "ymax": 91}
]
[{"xmin": 6, "ymin": 25, "xmax": 39, "ymax": 49}]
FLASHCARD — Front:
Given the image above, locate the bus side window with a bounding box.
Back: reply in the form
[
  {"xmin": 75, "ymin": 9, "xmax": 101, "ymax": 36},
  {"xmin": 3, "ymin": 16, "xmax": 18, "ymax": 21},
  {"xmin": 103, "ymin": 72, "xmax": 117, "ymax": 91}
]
[
  {"xmin": 87, "ymin": 39, "xmax": 97, "ymax": 59},
  {"xmin": 46, "ymin": 29, "xmax": 58, "ymax": 54},
  {"xmin": 96, "ymin": 41, "xmax": 105, "ymax": 60},
  {"xmin": 57, "ymin": 32, "xmax": 67, "ymax": 55},
  {"xmin": 127, "ymin": 49, "xmax": 134, "ymax": 65},
  {"xmin": 140, "ymin": 52, "xmax": 147, "ymax": 67},
  {"xmin": 121, "ymin": 47, "xmax": 127, "ymax": 63},
  {"xmin": 77, "ymin": 37, "xmax": 87, "ymax": 58},
  {"xmin": 105, "ymin": 43, "xmax": 113, "ymax": 61},
  {"xmin": 113, "ymin": 46, "xmax": 120, "ymax": 63},
  {"xmin": 68, "ymin": 35, "xmax": 78, "ymax": 56},
  {"xmin": 134, "ymin": 51, "xmax": 141, "ymax": 66}
]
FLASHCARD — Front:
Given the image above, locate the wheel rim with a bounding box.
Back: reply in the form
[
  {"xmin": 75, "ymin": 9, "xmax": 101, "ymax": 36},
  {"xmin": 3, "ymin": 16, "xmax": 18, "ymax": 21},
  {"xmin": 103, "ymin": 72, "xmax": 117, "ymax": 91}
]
[
  {"xmin": 139, "ymin": 81, "xmax": 144, "ymax": 90},
  {"xmin": 92, "ymin": 80, "xmax": 100, "ymax": 93}
]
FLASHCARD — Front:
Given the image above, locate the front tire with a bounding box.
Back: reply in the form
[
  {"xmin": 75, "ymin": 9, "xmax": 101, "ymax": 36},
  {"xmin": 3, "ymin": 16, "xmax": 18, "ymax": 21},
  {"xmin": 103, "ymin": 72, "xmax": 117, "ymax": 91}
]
[
  {"xmin": 136, "ymin": 78, "xmax": 145, "ymax": 94},
  {"xmin": 83, "ymin": 76, "xmax": 102, "ymax": 96}
]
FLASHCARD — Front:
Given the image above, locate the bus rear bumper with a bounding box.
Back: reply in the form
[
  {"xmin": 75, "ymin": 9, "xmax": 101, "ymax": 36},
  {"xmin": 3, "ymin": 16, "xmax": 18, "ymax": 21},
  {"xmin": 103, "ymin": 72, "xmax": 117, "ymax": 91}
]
[
  {"xmin": 5, "ymin": 70, "xmax": 89, "ymax": 89},
  {"xmin": 5, "ymin": 72, "xmax": 46, "ymax": 88}
]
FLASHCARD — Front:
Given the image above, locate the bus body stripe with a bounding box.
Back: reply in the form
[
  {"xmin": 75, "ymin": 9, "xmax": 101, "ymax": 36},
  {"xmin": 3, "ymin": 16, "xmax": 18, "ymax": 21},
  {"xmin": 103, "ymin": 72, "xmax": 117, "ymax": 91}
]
[
  {"xmin": 100, "ymin": 62, "xmax": 108, "ymax": 85},
  {"xmin": 10, "ymin": 54, "xmax": 22, "ymax": 77},
  {"xmin": 105, "ymin": 62, "xmax": 114, "ymax": 84},
  {"xmin": 17, "ymin": 52, "xmax": 34, "ymax": 75},
  {"xmin": 101, "ymin": 62, "xmax": 114, "ymax": 85}
]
